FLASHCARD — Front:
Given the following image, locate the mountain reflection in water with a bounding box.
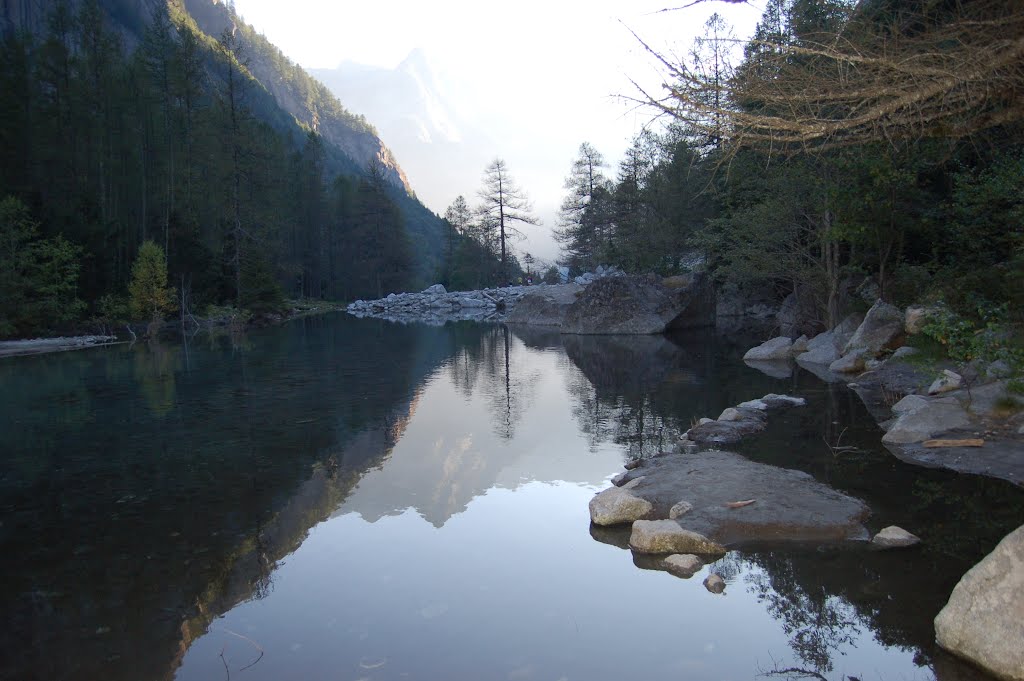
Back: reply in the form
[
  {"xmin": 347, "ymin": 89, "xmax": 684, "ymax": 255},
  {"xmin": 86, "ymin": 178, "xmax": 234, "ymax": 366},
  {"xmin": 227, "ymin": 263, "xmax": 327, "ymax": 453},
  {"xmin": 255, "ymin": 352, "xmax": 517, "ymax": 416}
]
[{"xmin": 0, "ymin": 314, "xmax": 1019, "ymax": 681}]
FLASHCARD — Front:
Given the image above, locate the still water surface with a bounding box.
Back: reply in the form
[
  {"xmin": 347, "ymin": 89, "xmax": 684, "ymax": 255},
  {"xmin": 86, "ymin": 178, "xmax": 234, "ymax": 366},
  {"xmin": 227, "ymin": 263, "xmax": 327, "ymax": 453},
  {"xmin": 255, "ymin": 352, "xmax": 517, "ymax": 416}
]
[{"xmin": 2, "ymin": 314, "xmax": 1022, "ymax": 681}]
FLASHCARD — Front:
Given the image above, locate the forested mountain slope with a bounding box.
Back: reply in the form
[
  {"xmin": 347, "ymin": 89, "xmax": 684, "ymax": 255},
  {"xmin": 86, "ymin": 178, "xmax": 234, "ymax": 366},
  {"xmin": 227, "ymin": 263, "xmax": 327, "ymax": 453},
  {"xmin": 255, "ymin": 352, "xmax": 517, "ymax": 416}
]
[{"xmin": 0, "ymin": 0, "xmax": 450, "ymax": 337}]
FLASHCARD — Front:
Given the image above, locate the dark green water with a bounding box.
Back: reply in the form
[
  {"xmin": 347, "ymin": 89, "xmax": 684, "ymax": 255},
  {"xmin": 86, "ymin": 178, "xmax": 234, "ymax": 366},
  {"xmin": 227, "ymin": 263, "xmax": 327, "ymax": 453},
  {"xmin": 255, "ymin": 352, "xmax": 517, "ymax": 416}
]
[{"xmin": 1, "ymin": 314, "xmax": 1021, "ymax": 681}]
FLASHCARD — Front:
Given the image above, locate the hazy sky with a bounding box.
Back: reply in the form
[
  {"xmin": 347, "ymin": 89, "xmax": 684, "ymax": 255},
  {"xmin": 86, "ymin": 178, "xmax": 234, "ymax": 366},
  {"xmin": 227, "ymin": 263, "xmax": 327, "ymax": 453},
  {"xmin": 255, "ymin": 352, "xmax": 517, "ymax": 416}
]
[{"xmin": 232, "ymin": 0, "xmax": 764, "ymax": 264}]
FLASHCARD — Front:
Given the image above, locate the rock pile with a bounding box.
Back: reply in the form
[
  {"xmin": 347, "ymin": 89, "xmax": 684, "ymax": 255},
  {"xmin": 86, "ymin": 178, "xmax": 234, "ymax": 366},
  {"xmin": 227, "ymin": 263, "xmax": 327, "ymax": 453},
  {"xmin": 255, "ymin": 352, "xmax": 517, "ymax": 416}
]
[{"xmin": 346, "ymin": 284, "xmax": 531, "ymax": 325}]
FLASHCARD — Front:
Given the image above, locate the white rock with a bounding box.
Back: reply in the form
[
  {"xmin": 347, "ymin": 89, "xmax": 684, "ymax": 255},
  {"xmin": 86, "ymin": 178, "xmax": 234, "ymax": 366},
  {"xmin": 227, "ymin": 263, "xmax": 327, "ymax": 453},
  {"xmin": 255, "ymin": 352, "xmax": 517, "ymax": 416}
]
[
  {"xmin": 737, "ymin": 399, "xmax": 768, "ymax": 410},
  {"xmin": 928, "ymin": 369, "xmax": 963, "ymax": 395},
  {"xmin": 871, "ymin": 525, "xmax": 921, "ymax": 548},
  {"xmin": 743, "ymin": 336, "xmax": 794, "ymax": 361},
  {"xmin": 881, "ymin": 400, "xmax": 971, "ymax": 444},
  {"xmin": 718, "ymin": 408, "xmax": 745, "ymax": 421},
  {"xmin": 934, "ymin": 525, "xmax": 1024, "ymax": 681}
]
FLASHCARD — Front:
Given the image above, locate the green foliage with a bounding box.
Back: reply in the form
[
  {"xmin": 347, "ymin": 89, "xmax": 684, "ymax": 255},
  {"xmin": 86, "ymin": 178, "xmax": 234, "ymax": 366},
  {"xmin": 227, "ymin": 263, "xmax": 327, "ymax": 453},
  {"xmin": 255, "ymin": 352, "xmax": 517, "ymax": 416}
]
[
  {"xmin": 0, "ymin": 196, "xmax": 85, "ymax": 337},
  {"xmin": 921, "ymin": 302, "xmax": 1023, "ymax": 371},
  {"xmin": 128, "ymin": 241, "xmax": 176, "ymax": 321}
]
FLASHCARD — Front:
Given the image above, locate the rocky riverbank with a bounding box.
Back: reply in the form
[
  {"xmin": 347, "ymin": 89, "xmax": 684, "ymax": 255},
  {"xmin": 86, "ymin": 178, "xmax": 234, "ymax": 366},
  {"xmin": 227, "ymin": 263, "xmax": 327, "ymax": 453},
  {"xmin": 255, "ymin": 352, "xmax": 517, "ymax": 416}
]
[
  {"xmin": 741, "ymin": 299, "xmax": 1024, "ymax": 487},
  {"xmin": 0, "ymin": 334, "xmax": 120, "ymax": 358},
  {"xmin": 346, "ymin": 269, "xmax": 717, "ymax": 333}
]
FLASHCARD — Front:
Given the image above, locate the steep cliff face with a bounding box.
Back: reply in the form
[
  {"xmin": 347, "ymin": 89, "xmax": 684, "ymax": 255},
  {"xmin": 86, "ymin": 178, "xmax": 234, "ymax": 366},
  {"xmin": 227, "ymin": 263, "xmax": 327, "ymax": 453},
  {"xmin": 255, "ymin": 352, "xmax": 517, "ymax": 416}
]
[{"xmin": 180, "ymin": 0, "xmax": 411, "ymax": 193}]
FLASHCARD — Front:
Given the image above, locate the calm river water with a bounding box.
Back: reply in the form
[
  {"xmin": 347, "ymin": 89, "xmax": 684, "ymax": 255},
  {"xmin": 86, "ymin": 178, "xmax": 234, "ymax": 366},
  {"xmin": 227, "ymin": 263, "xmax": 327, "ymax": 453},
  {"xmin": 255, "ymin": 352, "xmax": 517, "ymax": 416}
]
[{"xmin": 1, "ymin": 314, "xmax": 1021, "ymax": 681}]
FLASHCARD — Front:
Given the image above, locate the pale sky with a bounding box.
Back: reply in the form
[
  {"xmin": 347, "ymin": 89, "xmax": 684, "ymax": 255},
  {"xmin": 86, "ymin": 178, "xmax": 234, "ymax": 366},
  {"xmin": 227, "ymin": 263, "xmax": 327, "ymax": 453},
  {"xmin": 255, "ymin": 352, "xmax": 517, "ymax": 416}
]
[{"xmin": 232, "ymin": 0, "xmax": 763, "ymax": 264}]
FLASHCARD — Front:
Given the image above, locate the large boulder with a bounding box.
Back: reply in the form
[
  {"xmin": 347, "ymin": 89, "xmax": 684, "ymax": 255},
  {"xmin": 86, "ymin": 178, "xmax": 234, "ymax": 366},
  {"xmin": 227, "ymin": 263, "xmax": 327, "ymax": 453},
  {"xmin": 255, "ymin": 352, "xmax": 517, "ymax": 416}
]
[
  {"xmin": 612, "ymin": 451, "xmax": 869, "ymax": 546},
  {"xmin": 559, "ymin": 273, "xmax": 715, "ymax": 334},
  {"xmin": 589, "ymin": 486, "xmax": 654, "ymax": 526},
  {"xmin": 935, "ymin": 525, "xmax": 1024, "ymax": 681},
  {"xmin": 743, "ymin": 336, "xmax": 793, "ymax": 361},
  {"xmin": 629, "ymin": 520, "xmax": 727, "ymax": 555},
  {"xmin": 505, "ymin": 283, "xmax": 583, "ymax": 327},
  {"xmin": 844, "ymin": 299, "xmax": 905, "ymax": 356}
]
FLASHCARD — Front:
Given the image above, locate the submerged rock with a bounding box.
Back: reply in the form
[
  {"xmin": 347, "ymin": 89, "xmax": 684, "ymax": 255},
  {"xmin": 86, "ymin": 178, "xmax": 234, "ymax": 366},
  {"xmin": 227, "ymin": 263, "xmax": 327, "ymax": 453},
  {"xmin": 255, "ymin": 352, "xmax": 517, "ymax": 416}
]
[
  {"xmin": 703, "ymin": 573, "xmax": 726, "ymax": 594},
  {"xmin": 935, "ymin": 525, "xmax": 1024, "ymax": 681},
  {"xmin": 871, "ymin": 526, "xmax": 921, "ymax": 548},
  {"xmin": 669, "ymin": 501, "xmax": 694, "ymax": 519},
  {"xmin": 589, "ymin": 487, "xmax": 654, "ymax": 526},
  {"xmin": 629, "ymin": 520, "xmax": 727, "ymax": 555}
]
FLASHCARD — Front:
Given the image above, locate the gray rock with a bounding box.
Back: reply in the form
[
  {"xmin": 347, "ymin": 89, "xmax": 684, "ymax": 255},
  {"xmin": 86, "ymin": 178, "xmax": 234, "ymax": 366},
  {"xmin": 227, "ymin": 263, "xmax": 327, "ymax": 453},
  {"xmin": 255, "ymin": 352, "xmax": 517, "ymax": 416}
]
[
  {"xmin": 959, "ymin": 381, "xmax": 1012, "ymax": 417},
  {"xmin": 743, "ymin": 336, "xmax": 793, "ymax": 361},
  {"xmin": 629, "ymin": 520, "xmax": 727, "ymax": 555},
  {"xmin": 703, "ymin": 573, "xmax": 727, "ymax": 594},
  {"xmin": 797, "ymin": 330, "xmax": 841, "ymax": 365},
  {"xmin": 560, "ymin": 273, "xmax": 716, "ymax": 334},
  {"xmin": 612, "ymin": 451, "xmax": 869, "ymax": 546},
  {"xmin": 844, "ymin": 299, "xmax": 905, "ymax": 357},
  {"xmin": 743, "ymin": 359, "xmax": 794, "ymax": 379},
  {"xmin": 622, "ymin": 476, "xmax": 646, "ymax": 490},
  {"xmin": 505, "ymin": 284, "xmax": 583, "ymax": 327},
  {"xmin": 834, "ymin": 313, "xmax": 866, "ymax": 349},
  {"xmin": 737, "ymin": 399, "xmax": 768, "ymax": 410},
  {"xmin": 934, "ymin": 525, "xmax": 1024, "ymax": 681},
  {"xmin": 865, "ymin": 358, "xmax": 885, "ymax": 371},
  {"xmin": 929, "ymin": 369, "xmax": 963, "ymax": 395},
  {"xmin": 891, "ymin": 394, "xmax": 929, "ymax": 415},
  {"xmin": 663, "ymin": 554, "xmax": 703, "ymax": 578},
  {"xmin": 882, "ymin": 399, "xmax": 971, "ymax": 444},
  {"xmin": 871, "ymin": 525, "xmax": 921, "ymax": 548},
  {"xmin": 611, "ymin": 471, "xmax": 629, "ymax": 486},
  {"xmin": 986, "ymin": 359, "xmax": 1013, "ymax": 381},
  {"xmin": 669, "ymin": 501, "xmax": 694, "ymax": 519},
  {"xmin": 717, "ymin": 407, "xmax": 746, "ymax": 421},
  {"xmin": 687, "ymin": 418, "xmax": 767, "ymax": 445},
  {"xmin": 589, "ymin": 487, "xmax": 654, "ymax": 526},
  {"xmin": 891, "ymin": 346, "xmax": 919, "ymax": 360},
  {"xmin": 791, "ymin": 334, "xmax": 810, "ymax": 355},
  {"xmin": 829, "ymin": 349, "xmax": 869, "ymax": 374},
  {"xmin": 760, "ymin": 393, "xmax": 807, "ymax": 408}
]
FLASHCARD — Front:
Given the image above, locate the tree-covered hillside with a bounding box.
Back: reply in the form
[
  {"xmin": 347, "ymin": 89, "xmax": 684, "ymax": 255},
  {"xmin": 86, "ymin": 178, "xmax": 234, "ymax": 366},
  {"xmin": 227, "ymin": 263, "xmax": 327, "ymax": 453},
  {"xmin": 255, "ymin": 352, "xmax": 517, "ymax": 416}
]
[
  {"xmin": 555, "ymin": 0, "xmax": 1022, "ymax": 355},
  {"xmin": 0, "ymin": 0, "xmax": 460, "ymax": 337}
]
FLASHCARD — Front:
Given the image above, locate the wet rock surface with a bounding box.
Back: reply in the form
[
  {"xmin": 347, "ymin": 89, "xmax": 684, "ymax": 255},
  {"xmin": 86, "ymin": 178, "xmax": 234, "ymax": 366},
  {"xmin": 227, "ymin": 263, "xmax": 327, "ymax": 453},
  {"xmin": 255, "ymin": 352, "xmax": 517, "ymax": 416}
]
[
  {"xmin": 346, "ymin": 284, "xmax": 532, "ymax": 324},
  {"xmin": 614, "ymin": 451, "xmax": 871, "ymax": 546}
]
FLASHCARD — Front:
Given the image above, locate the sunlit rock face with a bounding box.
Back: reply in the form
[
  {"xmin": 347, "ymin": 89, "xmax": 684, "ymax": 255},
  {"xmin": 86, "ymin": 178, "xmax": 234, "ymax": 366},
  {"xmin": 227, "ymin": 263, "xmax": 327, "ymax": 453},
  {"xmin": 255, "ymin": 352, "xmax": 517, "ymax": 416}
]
[{"xmin": 935, "ymin": 525, "xmax": 1024, "ymax": 681}]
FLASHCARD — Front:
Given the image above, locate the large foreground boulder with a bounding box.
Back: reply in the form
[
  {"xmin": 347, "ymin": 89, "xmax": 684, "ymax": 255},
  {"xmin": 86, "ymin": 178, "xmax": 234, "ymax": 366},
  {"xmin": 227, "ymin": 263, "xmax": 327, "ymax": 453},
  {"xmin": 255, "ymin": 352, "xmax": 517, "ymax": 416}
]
[
  {"xmin": 560, "ymin": 273, "xmax": 715, "ymax": 334},
  {"xmin": 934, "ymin": 525, "xmax": 1024, "ymax": 681}
]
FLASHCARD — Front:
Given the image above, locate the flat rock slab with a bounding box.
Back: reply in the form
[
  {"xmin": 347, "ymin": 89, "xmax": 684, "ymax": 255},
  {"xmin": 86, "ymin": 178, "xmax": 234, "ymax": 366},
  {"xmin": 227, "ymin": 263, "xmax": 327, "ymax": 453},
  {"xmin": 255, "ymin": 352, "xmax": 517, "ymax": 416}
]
[{"xmin": 616, "ymin": 450, "xmax": 870, "ymax": 546}]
